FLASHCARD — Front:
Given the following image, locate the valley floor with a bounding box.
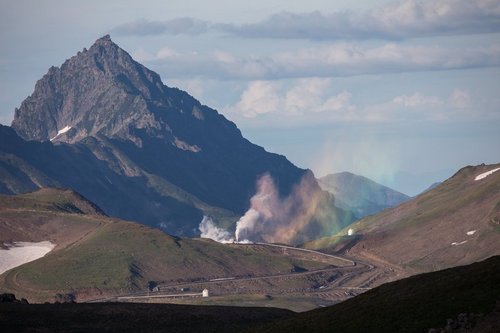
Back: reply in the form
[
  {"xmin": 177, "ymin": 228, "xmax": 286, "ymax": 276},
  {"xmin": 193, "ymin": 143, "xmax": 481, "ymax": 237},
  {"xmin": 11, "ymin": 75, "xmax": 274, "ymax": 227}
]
[
  {"xmin": 2, "ymin": 256, "xmax": 498, "ymax": 333},
  {"xmin": 87, "ymin": 243, "xmax": 401, "ymax": 312}
]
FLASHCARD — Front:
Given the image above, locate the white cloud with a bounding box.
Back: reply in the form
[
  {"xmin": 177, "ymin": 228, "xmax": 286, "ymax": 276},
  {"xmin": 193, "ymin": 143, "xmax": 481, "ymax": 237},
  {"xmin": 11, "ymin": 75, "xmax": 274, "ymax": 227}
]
[
  {"xmin": 318, "ymin": 91, "xmax": 353, "ymax": 112},
  {"xmin": 284, "ymin": 78, "xmax": 331, "ymax": 113},
  {"xmin": 113, "ymin": 0, "xmax": 500, "ymax": 40},
  {"xmin": 224, "ymin": 78, "xmax": 355, "ymax": 121},
  {"xmin": 233, "ymin": 81, "xmax": 282, "ymax": 118},
  {"xmin": 392, "ymin": 93, "xmax": 443, "ymax": 108},
  {"xmin": 391, "ymin": 90, "xmax": 474, "ymax": 111},
  {"xmin": 112, "ymin": 17, "xmax": 211, "ymax": 36},
  {"xmin": 224, "ymin": 85, "xmax": 490, "ymax": 126},
  {"xmin": 364, "ymin": 89, "xmax": 480, "ymax": 122},
  {"xmin": 272, "ymin": 43, "xmax": 500, "ymax": 77},
  {"xmin": 137, "ymin": 43, "xmax": 500, "ymax": 81}
]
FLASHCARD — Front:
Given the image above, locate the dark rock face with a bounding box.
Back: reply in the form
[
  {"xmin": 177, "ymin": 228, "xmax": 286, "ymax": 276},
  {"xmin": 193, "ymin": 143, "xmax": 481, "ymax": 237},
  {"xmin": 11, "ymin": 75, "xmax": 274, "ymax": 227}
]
[
  {"xmin": 0, "ymin": 293, "xmax": 28, "ymax": 304},
  {"xmin": 2, "ymin": 36, "xmax": 350, "ymax": 238},
  {"xmin": 428, "ymin": 313, "xmax": 480, "ymax": 333},
  {"xmin": 12, "ymin": 35, "xmax": 167, "ymax": 144},
  {"xmin": 54, "ymin": 293, "xmax": 76, "ymax": 303},
  {"xmin": 0, "ymin": 293, "xmax": 17, "ymax": 303},
  {"xmin": 0, "ymin": 124, "xmax": 213, "ymax": 235}
]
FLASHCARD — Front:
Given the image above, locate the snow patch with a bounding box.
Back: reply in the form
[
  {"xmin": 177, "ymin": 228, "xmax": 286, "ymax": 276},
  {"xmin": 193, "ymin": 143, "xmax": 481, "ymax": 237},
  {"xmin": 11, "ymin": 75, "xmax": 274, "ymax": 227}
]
[
  {"xmin": 474, "ymin": 167, "xmax": 500, "ymax": 181},
  {"xmin": 50, "ymin": 125, "xmax": 72, "ymax": 141},
  {"xmin": 466, "ymin": 230, "xmax": 476, "ymax": 236},
  {"xmin": 451, "ymin": 240, "xmax": 467, "ymax": 246},
  {"xmin": 0, "ymin": 241, "xmax": 55, "ymax": 275}
]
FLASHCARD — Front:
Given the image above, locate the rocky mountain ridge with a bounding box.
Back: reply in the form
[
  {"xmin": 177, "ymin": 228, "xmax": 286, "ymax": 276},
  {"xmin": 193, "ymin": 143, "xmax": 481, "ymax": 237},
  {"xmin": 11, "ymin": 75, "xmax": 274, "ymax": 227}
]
[
  {"xmin": 2, "ymin": 36, "xmax": 352, "ymax": 240},
  {"xmin": 12, "ymin": 35, "xmax": 171, "ymax": 144}
]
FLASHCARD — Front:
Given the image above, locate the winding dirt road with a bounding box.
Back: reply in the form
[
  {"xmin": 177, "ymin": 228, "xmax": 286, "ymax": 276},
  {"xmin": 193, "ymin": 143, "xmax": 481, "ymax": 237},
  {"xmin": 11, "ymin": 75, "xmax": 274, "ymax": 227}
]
[{"xmin": 89, "ymin": 242, "xmax": 381, "ymax": 304}]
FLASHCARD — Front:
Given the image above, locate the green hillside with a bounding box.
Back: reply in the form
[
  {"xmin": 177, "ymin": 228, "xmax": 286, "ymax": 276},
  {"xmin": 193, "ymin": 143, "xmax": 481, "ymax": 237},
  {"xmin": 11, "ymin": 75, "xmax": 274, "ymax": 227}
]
[
  {"xmin": 1, "ymin": 256, "xmax": 498, "ymax": 333},
  {"xmin": 0, "ymin": 189, "xmax": 330, "ymax": 302},
  {"xmin": 306, "ymin": 163, "xmax": 500, "ymax": 273}
]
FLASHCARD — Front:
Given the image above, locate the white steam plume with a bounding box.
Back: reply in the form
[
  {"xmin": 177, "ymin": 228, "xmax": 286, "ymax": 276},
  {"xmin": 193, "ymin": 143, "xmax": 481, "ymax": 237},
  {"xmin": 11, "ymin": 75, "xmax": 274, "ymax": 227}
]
[
  {"xmin": 235, "ymin": 172, "xmax": 340, "ymax": 245},
  {"xmin": 199, "ymin": 216, "xmax": 234, "ymax": 243}
]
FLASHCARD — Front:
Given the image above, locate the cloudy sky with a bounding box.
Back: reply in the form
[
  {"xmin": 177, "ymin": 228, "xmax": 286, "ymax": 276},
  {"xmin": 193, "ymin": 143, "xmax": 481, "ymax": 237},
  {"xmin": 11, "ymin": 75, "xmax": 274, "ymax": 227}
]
[{"xmin": 1, "ymin": 0, "xmax": 499, "ymax": 195}]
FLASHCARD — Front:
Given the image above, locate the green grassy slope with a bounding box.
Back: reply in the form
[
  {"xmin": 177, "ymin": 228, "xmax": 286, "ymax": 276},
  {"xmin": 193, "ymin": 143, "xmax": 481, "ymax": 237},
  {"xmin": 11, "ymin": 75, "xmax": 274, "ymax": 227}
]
[
  {"xmin": 306, "ymin": 163, "xmax": 500, "ymax": 273},
  {"xmin": 1, "ymin": 187, "xmax": 105, "ymax": 215},
  {"xmin": 0, "ymin": 189, "xmax": 330, "ymax": 302},
  {"xmin": 257, "ymin": 255, "xmax": 500, "ymax": 333},
  {"xmin": 1, "ymin": 256, "xmax": 498, "ymax": 333}
]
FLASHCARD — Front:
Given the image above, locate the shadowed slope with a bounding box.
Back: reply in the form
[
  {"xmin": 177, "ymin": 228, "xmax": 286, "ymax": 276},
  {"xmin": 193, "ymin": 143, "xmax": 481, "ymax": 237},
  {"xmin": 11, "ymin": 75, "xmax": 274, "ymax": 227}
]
[{"xmin": 258, "ymin": 255, "xmax": 500, "ymax": 333}]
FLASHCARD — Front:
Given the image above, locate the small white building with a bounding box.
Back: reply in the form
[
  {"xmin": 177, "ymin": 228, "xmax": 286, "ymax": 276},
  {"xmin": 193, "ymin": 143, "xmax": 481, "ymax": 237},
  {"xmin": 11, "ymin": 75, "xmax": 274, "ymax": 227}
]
[
  {"xmin": 202, "ymin": 289, "xmax": 209, "ymax": 297},
  {"xmin": 347, "ymin": 228, "xmax": 354, "ymax": 236}
]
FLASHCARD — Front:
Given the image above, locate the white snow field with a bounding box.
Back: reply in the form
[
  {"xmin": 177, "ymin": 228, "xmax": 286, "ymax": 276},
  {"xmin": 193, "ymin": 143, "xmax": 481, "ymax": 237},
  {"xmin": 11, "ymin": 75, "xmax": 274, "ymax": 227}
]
[
  {"xmin": 474, "ymin": 167, "xmax": 500, "ymax": 181},
  {"xmin": 0, "ymin": 241, "xmax": 55, "ymax": 275},
  {"xmin": 50, "ymin": 125, "xmax": 72, "ymax": 141}
]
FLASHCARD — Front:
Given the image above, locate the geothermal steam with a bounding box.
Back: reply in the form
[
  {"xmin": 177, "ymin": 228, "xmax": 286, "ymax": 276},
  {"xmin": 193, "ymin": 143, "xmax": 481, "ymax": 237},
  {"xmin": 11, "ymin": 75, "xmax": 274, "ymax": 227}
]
[
  {"xmin": 199, "ymin": 172, "xmax": 343, "ymax": 245},
  {"xmin": 199, "ymin": 216, "xmax": 234, "ymax": 243},
  {"xmin": 235, "ymin": 172, "xmax": 330, "ymax": 245}
]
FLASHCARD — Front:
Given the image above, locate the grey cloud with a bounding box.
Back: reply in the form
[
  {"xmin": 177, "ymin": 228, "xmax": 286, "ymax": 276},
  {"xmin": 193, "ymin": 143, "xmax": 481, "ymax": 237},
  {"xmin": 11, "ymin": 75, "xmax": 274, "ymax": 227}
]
[
  {"xmin": 141, "ymin": 44, "xmax": 500, "ymax": 81},
  {"xmin": 112, "ymin": 0, "xmax": 500, "ymax": 40},
  {"xmin": 231, "ymin": 0, "xmax": 500, "ymax": 40},
  {"xmin": 112, "ymin": 17, "xmax": 212, "ymax": 36}
]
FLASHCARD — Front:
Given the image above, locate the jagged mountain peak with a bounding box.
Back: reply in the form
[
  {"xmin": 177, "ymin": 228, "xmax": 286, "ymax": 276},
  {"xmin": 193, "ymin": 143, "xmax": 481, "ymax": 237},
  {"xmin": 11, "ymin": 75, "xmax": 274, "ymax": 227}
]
[
  {"xmin": 95, "ymin": 34, "xmax": 112, "ymax": 44},
  {"xmin": 11, "ymin": 35, "xmax": 213, "ymax": 146},
  {"xmin": 3, "ymin": 35, "xmax": 349, "ymax": 240}
]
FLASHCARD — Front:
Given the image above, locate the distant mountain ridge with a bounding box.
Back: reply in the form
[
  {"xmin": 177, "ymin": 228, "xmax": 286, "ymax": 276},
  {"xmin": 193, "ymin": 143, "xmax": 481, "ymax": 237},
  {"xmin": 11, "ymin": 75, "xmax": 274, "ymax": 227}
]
[
  {"xmin": 309, "ymin": 163, "xmax": 500, "ymax": 274},
  {"xmin": 1, "ymin": 35, "xmax": 352, "ymax": 241},
  {"xmin": 318, "ymin": 172, "xmax": 410, "ymax": 219},
  {"xmin": 12, "ymin": 35, "xmax": 198, "ymax": 145}
]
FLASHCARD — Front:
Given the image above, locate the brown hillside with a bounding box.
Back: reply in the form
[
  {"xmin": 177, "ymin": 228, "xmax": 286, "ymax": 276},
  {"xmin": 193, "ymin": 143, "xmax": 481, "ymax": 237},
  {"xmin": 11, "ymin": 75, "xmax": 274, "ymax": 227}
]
[
  {"xmin": 0, "ymin": 189, "xmax": 336, "ymax": 303},
  {"xmin": 308, "ymin": 163, "xmax": 500, "ymax": 274}
]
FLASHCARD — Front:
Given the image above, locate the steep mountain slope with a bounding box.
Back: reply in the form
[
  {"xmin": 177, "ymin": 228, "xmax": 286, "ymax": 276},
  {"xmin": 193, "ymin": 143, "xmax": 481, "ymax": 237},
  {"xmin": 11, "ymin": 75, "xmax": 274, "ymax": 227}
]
[
  {"xmin": 308, "ymin": 163, "xmax": 500, "ymax": 274},
  {"xmin": 259, "ymin": 255, "xmax": 500, "ymax": 333},
  {"xmin": 0, "ymin": 124, "xmax": 231, "ymax": 235},
  {"xmin": 318, "ymin": 172, "xmax": 409, "ymax": 219},
  {"xmin": 1, "ymin": 35, "xmax": 350, "ymax": 239},
  {"xmin": 0, "ymin": 188, "xmax": 336, "ymax": 302}
]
